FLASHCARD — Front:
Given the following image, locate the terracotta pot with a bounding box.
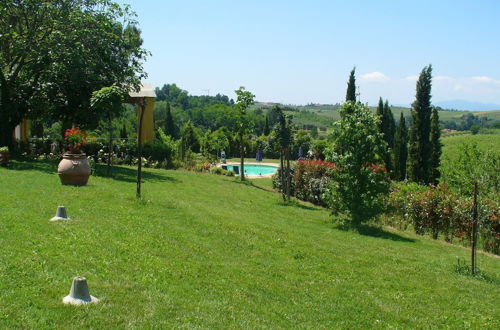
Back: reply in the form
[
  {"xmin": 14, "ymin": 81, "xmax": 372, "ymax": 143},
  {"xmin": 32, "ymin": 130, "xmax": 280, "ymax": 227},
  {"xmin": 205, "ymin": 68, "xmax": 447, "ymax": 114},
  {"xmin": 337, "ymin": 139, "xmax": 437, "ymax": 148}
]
[
  {"xmin": 0, "ymin": 152, "xmax": 9, "ymax": 167},
  {"xmin": 58, "ymin": 153, "xmax": 91, "ymax": 186}
]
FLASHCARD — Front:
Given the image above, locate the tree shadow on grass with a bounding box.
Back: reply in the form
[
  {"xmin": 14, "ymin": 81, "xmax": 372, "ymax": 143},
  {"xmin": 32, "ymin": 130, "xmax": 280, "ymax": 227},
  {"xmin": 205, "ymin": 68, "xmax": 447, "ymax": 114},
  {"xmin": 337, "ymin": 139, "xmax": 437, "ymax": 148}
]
[
  {"xmin": 229, "ymin": 178, "xmax": 271, "ymax": 193},
  {"xmin": 93, "ymin": 164, "xmax": 179, "ymax": 184},
  {"xmin": 335, "ymin": 223, "xmax": 416, "ymax": 243},
  {"xmin": 229, "ymin": 180, "xmax": 319, "ymax": 211},
  {"xmin": 5, "ymin": 158, "xmax": 178, "ymax": 184},
  {"xmin": 276, "ymin": 199, "xmax": 321, "ymax": 211},
  {"xmin": 7, "ymin": 158, "xmax": 58, "ymax": 175}
]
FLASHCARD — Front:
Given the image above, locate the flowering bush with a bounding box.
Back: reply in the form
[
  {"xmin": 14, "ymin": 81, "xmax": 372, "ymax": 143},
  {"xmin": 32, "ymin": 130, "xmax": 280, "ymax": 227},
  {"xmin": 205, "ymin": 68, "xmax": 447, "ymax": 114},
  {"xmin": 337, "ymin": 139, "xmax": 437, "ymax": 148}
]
[
  {"xmin": 387, "ymin": 183, "xmax": 499, "ymax": 254},
  {"xmin": 64, "ymin": 127, "xmax": 87, "ymax": 153},
  {"xmin": 272, "ymin": 159, "xmax": 336, "ymax": 206},
  {"xmin": 293, "ymin": 160, "xmax": 336, "ymax": 206}
]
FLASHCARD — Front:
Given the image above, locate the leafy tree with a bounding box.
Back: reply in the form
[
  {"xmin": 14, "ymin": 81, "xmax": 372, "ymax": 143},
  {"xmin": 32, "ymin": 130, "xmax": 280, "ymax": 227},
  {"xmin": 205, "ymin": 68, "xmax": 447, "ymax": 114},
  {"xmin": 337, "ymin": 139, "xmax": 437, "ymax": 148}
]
[
  {"xmin": 293, "ymin": 130, "xmax": 312, "ymax": 159},
  {"xmin": 326, "ymin": 102, "xmax": 389, "ymax": 226},
  {"xmin": 393, "ymin": 113, "xmax": 408, "ymax": 181},
  {"xmin": 180, "ymin": 121, "xmax": 200, "ymax": 159},
  {"xmin": 408, "ymin": 65, "xmax": 433, "ymax": 184},
  {"xmin": 90, "ymin": 86, "xmax": 127, "ymax": 174},
  {"xmin": 234, "ymin": 87, "xmax": 255, "ymax": 181},
  {"xmin": 0, "ymin": 0, "xmax": 148, "ymax": 148},
  {"xmin": 155, "ymin": 84, "xmax": 233, "ymax": 110},
  {"xmin": 345, "ymin": 67, "xmax": 357, "ymax": 102},
  {"xmin": 429, "ymin": 107, "xmax": 441, "ymax": 184},
  {"xmin": 164, "ymin": 102, "xmax": 176, "ymax": 138},
  {"xmin": 201, "ymin": 128, "xmax": 230, "ymax": 161},
  {"xmin": 470, "ymin": 124, "xmax": 480, "ymax": 135},
  {"xmin": 155, "ymin": 84, "xmax": 189, "ymax": 109}
]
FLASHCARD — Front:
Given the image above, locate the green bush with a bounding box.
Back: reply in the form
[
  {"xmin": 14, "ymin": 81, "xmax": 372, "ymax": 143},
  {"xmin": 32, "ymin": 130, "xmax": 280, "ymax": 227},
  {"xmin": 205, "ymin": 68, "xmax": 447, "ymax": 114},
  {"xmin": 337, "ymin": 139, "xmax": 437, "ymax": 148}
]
[
  {"xmin": 209, "ymin": 166, "xmax": 234, "ymax": 176},
  {"xmin": 293, "ymin": 159, "xmax": 336, "ymax": 206},
  {"xmin": 387, "ymin": 183, "xmax": 499, "ymax": 254}
]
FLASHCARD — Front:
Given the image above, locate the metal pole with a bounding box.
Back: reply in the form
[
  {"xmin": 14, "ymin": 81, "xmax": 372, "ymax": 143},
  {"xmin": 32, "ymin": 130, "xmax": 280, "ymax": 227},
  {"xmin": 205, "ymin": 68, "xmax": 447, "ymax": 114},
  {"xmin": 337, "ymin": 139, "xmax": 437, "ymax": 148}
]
[{"xmin": 136, "ymin": 98, "xmax": 146, "ymax": 198}]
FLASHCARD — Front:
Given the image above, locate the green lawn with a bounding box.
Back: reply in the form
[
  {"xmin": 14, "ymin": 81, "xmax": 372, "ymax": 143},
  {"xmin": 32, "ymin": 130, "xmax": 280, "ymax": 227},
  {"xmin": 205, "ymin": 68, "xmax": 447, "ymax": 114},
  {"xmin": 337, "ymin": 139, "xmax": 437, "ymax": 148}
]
[{"xmin": 0, "ymin": 160, "xmax": 499, "ymax": 328}]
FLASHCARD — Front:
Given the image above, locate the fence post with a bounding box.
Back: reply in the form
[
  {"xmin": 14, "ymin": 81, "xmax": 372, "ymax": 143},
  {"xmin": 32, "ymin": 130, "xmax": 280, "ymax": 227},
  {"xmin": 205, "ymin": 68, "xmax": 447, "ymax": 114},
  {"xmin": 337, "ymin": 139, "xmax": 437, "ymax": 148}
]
[{"xmin": 471, "ymin": 182, "xmax": 478, "ymax": 275}]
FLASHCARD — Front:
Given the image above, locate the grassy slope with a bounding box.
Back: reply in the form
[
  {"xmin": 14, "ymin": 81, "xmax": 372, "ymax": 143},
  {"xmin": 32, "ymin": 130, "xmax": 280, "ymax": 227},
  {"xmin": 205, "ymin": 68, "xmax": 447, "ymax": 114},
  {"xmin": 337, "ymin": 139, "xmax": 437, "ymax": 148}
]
[
  {"xmin": 0, "ymin": 161, "xmax": 499, "ymax": 328},
  {"xmin": 442, "ymin": 132, "xmax": 500, "ymax": 162},
  {"xmin": 293, "ymin": 106, "xmax": 500, "ymax": 125}
]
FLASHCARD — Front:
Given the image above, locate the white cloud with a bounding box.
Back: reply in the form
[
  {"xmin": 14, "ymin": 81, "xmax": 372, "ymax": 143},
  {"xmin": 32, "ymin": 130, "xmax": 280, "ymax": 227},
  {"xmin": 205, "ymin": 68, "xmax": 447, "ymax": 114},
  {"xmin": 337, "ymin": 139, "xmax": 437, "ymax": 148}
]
[
  {"xmin": 403, "ymin": 75, "xmax": 419, "ymax": 82},
  {"xmin": 471, "ymin": 76, "xmax": 500, "ymax": 86},
  {"xmin": 434, "ymin": 75, "xmax": 454, "ymax": 82},
  {"xmin": 472, "ymin": 76, "xmax": 493, "ymax": 83},
  {"xmin": 361, "ymin": 71, "xmax": 390, "ymax": 82}
]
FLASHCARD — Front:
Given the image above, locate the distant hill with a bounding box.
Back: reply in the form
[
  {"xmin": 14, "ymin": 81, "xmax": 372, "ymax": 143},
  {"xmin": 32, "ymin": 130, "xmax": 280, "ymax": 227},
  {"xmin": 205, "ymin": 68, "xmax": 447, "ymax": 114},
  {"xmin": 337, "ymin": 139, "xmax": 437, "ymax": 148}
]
[
  {"xmin": 254, "ymin": 102, "xmax": 500, "ymax": 132},
  {"xmin": 433, "ymin": 100, "xmax": 500, "ymax": 111}
]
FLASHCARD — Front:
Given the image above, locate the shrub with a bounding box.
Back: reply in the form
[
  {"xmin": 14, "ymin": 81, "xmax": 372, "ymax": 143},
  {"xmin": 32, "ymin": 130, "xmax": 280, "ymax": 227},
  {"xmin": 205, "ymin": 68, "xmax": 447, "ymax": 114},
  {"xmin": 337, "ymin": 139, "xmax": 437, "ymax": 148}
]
[
  {"xmin": 441, "ymin": 142, "xmax": 499, "ymax": 198},
  {"xmin": 209, "ymin": 167, "xmax": 234, "ymax": 176},
  {"xmin": 271, "ymin": 159, "xmax": 336, "ymax": 206},
  {"xmin": 272, "ymin": 166, "xmax": 295, "ymax": 196},
  {"xmin": 387, "ymin": 183, "xmax": 499, "ymax": 254},
  {"xmin": 293, "ymin": 159, "xmax": 336, "ymax": 206}
]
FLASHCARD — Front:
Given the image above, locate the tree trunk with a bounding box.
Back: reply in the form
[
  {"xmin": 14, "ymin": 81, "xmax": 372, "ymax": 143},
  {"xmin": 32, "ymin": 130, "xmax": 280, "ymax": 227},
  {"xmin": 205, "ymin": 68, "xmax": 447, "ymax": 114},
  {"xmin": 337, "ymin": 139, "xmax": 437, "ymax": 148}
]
[
  {"xmin": 286, "ymin": 148, "xmax": 291, "ymax": 202},
  {"xmin": 471, "ymin": 182, "xmax": 478, "ymax": 274},
  {"xmin": 239, "ymin": 133, "xmax": 245, "ymax": 181},
  {"xmin": 0, "ymin": 121, "xmax": 15, "ymax": 150},
  {"xmin": 280, "ymin": 150, "xmax": 285, "ymax": 201}
]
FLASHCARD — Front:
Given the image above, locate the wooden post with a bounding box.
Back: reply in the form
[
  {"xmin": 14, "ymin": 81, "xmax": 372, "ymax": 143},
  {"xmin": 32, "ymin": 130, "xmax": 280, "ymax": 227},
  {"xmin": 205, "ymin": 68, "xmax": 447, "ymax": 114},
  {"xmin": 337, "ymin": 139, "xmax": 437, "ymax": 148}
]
[
  {"xmin": 286, "ymin": 147, "xmax": 291, "ymax": 202},
  {"xmin": 471, "ymin": 182, "xmax": 478, "ymax": 275},
  {"xmin": 280, "ymin": 149, "xmax": 285, "ymax": 201},
  {"xmin": 136, "ymin": 98, "xmax": 146, "ymax": 198}
]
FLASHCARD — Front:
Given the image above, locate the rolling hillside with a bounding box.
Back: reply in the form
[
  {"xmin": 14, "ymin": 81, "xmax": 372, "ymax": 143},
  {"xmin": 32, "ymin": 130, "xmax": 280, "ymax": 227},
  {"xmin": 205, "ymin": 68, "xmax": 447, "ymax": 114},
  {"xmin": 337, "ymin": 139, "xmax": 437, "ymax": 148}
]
[{"xmin": 0, "ymin": 161, "xmax": 499, "ymax": 328}]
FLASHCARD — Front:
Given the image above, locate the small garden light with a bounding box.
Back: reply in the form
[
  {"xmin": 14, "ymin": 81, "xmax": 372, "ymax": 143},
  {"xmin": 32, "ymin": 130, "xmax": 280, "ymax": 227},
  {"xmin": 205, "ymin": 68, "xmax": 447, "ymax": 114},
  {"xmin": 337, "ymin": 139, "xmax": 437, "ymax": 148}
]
[
  {"xmin": 62, "ymin": 277, "xmax": 99, "ymax": 305},
  {"xmin": 50, "ymin": 206, "xmax": 70, "ymax": 222}
]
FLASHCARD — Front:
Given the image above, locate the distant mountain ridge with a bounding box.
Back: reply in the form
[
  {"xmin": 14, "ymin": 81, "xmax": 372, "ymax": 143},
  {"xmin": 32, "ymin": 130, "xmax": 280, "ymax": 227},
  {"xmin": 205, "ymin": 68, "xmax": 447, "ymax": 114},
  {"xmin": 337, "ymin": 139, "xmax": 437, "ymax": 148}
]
[{"xmin": 432, "ymin": 100, "xmax": 500, "ymax": 111}]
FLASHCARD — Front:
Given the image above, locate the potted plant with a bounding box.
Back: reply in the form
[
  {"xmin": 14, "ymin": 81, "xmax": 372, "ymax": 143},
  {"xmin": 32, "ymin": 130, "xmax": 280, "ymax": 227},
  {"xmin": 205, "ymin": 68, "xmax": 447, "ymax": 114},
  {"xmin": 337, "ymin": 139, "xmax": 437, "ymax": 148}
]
[
  {"xmin": 0, "ymin": 146, "xmax": 9, "ymax": 167},
  {"xmin": 57, "ymin": 127, "xmax": 91, "ymax": 186}
]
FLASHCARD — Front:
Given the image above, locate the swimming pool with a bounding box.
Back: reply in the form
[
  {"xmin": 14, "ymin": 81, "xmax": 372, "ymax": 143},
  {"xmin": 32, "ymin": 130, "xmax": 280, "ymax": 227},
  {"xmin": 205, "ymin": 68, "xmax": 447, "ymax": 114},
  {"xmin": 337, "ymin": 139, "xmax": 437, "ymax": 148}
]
[{"xmin": 221, "ymin": 163, "xmax": 278, "ymax": 177}]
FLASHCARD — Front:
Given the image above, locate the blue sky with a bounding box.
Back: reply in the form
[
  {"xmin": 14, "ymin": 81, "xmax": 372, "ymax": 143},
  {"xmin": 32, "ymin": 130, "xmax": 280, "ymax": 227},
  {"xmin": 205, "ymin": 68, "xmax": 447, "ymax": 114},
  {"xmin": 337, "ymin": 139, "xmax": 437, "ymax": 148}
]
[{"xmin": 118, "ymin": 0, "xmax": 500, "ymax": 107}]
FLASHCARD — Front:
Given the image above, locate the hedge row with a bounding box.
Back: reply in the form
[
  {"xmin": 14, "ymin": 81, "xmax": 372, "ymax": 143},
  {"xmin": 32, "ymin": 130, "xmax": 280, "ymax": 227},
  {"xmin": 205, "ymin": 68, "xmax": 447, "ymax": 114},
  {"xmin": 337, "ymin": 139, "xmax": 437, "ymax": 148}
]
[{"xmin": 386, "ymin": 183, "xmax": 499, "ymax": 255}]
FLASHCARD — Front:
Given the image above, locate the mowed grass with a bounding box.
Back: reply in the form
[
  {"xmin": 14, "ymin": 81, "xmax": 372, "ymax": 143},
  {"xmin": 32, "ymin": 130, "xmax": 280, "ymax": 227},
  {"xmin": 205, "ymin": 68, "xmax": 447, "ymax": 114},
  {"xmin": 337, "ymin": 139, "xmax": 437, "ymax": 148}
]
[{"xmin": 0, "ymin": 160, "xmax": 499, "ymax": 328}]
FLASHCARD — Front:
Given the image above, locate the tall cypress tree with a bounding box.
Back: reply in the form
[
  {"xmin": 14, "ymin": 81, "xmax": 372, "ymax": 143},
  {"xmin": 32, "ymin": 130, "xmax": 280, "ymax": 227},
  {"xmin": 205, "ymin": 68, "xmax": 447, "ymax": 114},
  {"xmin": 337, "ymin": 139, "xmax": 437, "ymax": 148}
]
[
  {"xmin": 263, "ymin": 115, "xmax": 270, "ymax": 136},
  {"xmin": 164, "ymin": 101, "xmax": 176, "ymax": 138},
  {"xmin": 376, "ymin": 98, "xmax": 396, "ymax": 172},
  {"xmin": 429, "ymin": 107, "xmax": 441, "ymax": 185},
  {"xmin": 384, "ymin": 100, "xmax": 396, "ymax": 149},
  {"xmin": 346, "ymin": 67, "xmax": 356, "ymax": 102},
  {"xmin": 408, "ymin": 65, "xmax": 433, "ymax": 184},
  {"xmin": 376, "ymin": 97, "xmax": 385, "ymax": 131},
  {"xmin": 394, "ymin": 113, "xmax": 408, "ymax": 181}
]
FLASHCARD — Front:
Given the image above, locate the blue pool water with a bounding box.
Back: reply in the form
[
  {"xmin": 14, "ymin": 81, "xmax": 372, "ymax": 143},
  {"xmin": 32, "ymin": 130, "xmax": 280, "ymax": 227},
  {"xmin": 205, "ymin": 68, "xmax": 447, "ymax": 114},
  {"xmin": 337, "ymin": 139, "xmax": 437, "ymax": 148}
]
[{"xmin": 222, "ymin": 164, "xmax": 278, "ymax": 176}]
